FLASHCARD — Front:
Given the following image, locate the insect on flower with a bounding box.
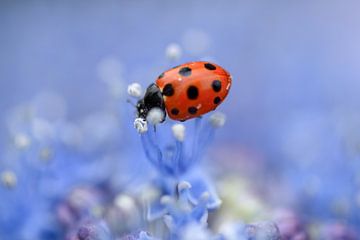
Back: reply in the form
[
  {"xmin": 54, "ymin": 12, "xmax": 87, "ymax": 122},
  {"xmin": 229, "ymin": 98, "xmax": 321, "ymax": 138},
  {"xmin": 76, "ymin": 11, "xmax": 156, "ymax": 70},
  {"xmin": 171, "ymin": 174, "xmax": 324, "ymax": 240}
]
[{"xmin": 132, "ymin": 61, "xmax": 232, "ymax": 123}]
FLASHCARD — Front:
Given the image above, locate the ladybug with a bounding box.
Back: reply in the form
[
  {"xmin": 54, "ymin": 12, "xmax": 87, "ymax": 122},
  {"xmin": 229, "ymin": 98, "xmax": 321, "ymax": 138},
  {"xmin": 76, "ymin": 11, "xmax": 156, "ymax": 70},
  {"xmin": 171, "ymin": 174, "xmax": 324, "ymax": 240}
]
[{"xmin": 137, "ymin": 61, "xmax": 232, "ymax": 122}]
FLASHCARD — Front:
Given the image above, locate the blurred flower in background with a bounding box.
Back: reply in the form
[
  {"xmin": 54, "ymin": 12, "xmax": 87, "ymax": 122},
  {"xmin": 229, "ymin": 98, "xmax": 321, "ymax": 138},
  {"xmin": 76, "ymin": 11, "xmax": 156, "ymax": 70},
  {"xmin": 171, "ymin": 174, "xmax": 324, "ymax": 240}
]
[{"xmin": 1, "ymin": 0, "xmax": 360, "ymax": 239}]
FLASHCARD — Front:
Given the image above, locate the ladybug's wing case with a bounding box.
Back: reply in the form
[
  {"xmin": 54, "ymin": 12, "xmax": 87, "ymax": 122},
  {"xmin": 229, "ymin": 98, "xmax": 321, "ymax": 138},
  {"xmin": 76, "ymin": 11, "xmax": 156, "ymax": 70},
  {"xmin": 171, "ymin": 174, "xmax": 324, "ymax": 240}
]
[{"xmin": 156, "ymin": 61, "xmax": 231, "ymax": 121}]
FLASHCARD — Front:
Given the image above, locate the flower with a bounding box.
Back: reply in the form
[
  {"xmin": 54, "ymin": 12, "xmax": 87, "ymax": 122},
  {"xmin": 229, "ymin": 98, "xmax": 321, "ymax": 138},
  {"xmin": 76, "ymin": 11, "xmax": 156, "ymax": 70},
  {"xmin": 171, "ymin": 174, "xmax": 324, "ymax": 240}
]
[
  {"xmin": 66, "ymin": 220, "xmax": 113, "ymax": 240},
  {"xmin": 219, "ymin": 221, "xmax": 281, "ymax": 240},
  {"xmin": 137, "ymin": 115, "xmax": 225, "ymax": 178},
  {"xmin": 137, "ymin": 116, "xmax": 224, "ymax": 221},
  {"xmin": 120, "ymin": 231, "xmax": 159, "ymax": 240},
  {"xmin": 273, "ymin": 209, "xmax": 309, "ymax": 240}
]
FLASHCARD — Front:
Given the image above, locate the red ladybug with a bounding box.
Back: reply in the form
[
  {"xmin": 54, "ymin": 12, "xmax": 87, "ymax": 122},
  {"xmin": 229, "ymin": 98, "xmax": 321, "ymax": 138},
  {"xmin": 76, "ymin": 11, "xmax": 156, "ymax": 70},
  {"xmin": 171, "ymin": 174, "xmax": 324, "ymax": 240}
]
[{"xmin": 137, "ymin": 61, "xmax": 232, "ymax": 122}]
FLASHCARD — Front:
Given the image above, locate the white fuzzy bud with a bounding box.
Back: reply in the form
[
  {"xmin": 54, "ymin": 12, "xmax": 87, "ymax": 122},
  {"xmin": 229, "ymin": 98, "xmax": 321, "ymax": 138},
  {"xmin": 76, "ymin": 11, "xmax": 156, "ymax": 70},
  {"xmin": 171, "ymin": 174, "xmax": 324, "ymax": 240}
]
[
  {"xmin": 13, "ymin": 133, "xmax": 31, "ymax": 150},
  {"xmin": 134, "ymin": 118, "xmax": 148, "ymax": 133},
  {"xmin": 200, "ymin": 191, "xmax": 210, "ymax": 202},
  {"xmin": 182, "ymin": 223, "xmax": 212, "ymax": 240},
  {"xmin": 218, "ymin": 222, "xmax": 239, "ymax": 240},
  {"xmin": 209, "ymin": 112, "xmax": 226, "ymax": 128},
  {"xmin": 146, "ymin": 108, "xmax": 165, "ymax": 125},
  {"xmin": 114, "ymin": 194, "xmax": 136, "ymax": 212},
  {"xmin": 178, "ymin": 181, "xmax": 192, "ymax": 192},
  {"xmin": 172, "ymin": 124, "xmax": 185, "ymax": 142},
  {"xmin": 165, "ymin": 43, "xmax": 182, "ymax": 61},
  {"xmin": 127, "ymin": 83, "xmax": 143, "ymax": 98},
  {"xmin": 160, "ymin": 195, "xmax": 173, "ymax": 205},
  {"xmin": 1, "ymin": 171, "xmax": 17, "ymax": 188},
  {"xmin": 141, "ymin": 185, "xmax": 160, "ymax": 202}
]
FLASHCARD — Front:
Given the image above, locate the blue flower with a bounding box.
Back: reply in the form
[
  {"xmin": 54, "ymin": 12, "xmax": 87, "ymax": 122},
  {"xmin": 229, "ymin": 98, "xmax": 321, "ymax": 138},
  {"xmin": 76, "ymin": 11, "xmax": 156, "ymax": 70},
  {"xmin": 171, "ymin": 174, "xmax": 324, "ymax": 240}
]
[
  {"xmin": 218, "ymin": 221, "xmax": 281, "ymax": 240},
  {"xmin": 127, "ymin": 107, "xmax": 227, "ymax": 239},
  {"xmin": 138, "ymin": 115, "xmax": 225, "ymax": 178},
  {"xmin": 120, "ymin": 231, "xmax": 159, "ymax": 240},
  {"xmin": 134, "ymin": 112, "xmax": 225, "ymax": 222}
]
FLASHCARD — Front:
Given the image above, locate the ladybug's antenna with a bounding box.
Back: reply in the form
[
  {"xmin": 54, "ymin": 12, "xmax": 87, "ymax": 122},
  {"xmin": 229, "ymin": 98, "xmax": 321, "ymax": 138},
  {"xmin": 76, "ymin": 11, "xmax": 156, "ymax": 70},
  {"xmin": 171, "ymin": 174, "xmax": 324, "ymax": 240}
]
[{"xmin": 126, "ymin": 99, "xmax": 137, "ymax": 108}]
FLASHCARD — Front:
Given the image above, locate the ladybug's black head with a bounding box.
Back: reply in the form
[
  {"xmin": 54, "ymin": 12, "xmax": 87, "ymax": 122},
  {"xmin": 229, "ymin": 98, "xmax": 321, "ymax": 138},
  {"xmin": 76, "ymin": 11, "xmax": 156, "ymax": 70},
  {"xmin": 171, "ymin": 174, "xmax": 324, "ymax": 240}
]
[{"xmin": 136, "ymin": 83, "xmax": 166, "ymax": 122}]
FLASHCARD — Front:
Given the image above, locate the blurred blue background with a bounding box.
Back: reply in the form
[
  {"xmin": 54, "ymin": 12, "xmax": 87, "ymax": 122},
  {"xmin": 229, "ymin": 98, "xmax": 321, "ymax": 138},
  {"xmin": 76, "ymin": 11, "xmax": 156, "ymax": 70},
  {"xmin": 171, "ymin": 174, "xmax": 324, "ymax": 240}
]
[
  {"xmin": 1, "ymin": 0, "xmax": 360, "ymax": 239},
  {"xmin": 1, "ymin": 0, "xmax": 360, "ymax": 143}
]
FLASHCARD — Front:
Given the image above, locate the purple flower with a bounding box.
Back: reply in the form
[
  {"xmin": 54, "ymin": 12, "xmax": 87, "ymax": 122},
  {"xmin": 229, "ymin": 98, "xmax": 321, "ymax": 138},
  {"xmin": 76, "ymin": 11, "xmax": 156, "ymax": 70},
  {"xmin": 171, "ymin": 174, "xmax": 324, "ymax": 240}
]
[
  {"xmin": 219, "ymin": 221, "xmax": 281, "ymax": 240},
  {"xmin": 65, "ymin": 220, "xmax": 113, "ymax": 240}
]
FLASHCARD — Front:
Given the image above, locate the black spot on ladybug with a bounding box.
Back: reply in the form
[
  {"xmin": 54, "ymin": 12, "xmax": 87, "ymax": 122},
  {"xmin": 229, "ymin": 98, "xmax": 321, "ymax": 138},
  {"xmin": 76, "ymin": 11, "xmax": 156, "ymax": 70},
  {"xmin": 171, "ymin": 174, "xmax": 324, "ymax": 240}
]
[
  {"xmin": 179, "ymin": 67, "xmax": 192, "ymax": 77},
  {"xmin": 204, "ymin": 63, "xmax": 216, "ymax": 70},
  {"xmin": 188, "ymin": 106, "xmax": 197, "ymax": 115},
  {"xmin": 214, "ymin": 96, "xmax": 221, "ymax": 104},
  {"xmin": 212, "ymin": 80, "xmax": 222, "ymax": 92},
  {"xmin": 171, "ymin": 108, "xmax": 179, "ymax": 115},
  {"xmin": 163, "ymin": 84, "xmax": 174, "ymax": 96},
  {"xmin": 187, "ymin": 86, "xmax": 199, "ymax": 100},
  {"xmin": 158, "ymin": 72, "xmax": 164, "ymax": 79}
]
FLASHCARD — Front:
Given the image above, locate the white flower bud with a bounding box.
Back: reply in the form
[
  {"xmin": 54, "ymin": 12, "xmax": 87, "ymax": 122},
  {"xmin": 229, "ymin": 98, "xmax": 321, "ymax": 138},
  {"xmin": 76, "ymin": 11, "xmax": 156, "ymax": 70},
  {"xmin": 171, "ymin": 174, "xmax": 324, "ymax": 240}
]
[
  {"xmin": 165, "ymin": 43, "xmax": 182, "ymax": 61},
  {"xmin": 114, "ymin": 194, "xmax": 136, "ymax": 212},
  {"xmin": 219, "ymin": 222, "xmax": 240, "ymax": 240},
  {"xmin": 160, "ymin": 195, "xmax": 173, "ymax": 205},
  {"xmin": 172, "ymin": 124, "xmax": 185, "ymax": 142},
  {"xmin": 182, "ymin": 223, "xmax": 212, "ymax": 240},
  {"xmin": 13, "ymin": 133, "xmax": 31, "ymax": 150},
  {"xmin": 134, "ymin": 118, "xmax": 148, "ymax": 133},
  {"xmin": 209, "ymin": 112, "xmax": 226, "ymax": 128},
  {"xmin": 127, "ymin": 83, "xmax": 143, "ymax": 98},
  {"xmin": 200, "ymin": 191, "xmax": 210, "ymax": 202},
  {"xmin": 178, "ymin": 181, "xmax": 192, "ymax": 192},
  {"xmin": 1, "ymin": 170, "xmax": 17, "ymax": 188},
  {"xmin": 146, "ymin": 108, "xmax": 165, "ymax": 125}
]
